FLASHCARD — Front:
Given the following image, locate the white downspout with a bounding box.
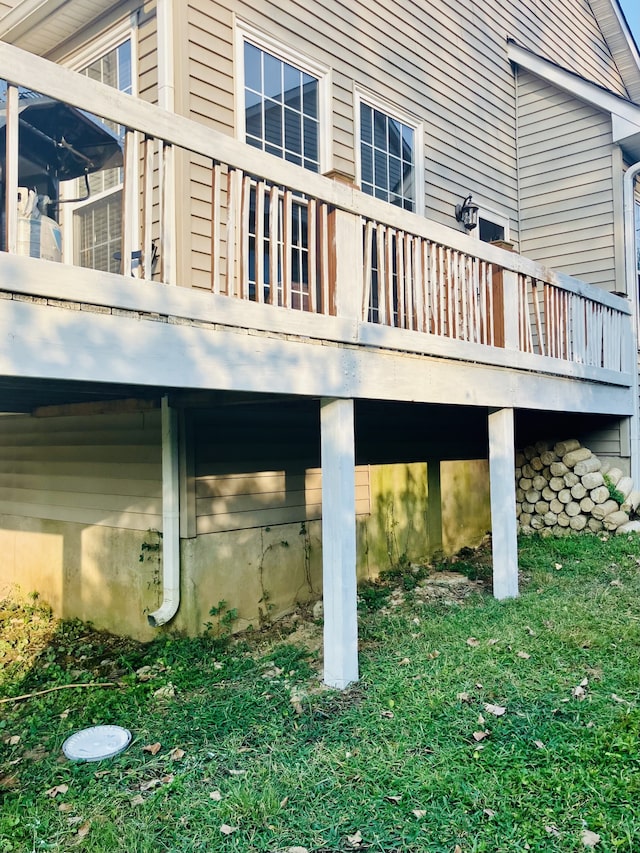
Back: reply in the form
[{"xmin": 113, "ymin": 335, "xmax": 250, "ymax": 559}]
[
  {"xmin": 623, "ymin": 161, "xmax": 640, "ymax": 486},
  {"xmin": 148, "ymin": 396, "xmax": 181, "ymax": 627}
]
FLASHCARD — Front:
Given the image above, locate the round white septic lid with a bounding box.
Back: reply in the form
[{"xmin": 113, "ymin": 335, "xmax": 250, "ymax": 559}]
[{"xmin": 62, "ymin": 725, "xmax": 132, "ymax": 762}]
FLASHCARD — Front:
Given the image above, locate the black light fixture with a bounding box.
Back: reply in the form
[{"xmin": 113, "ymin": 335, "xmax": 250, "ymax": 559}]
[{"xmin": 455, "ymin": 194, "xmax": 479, "ymax": 231}]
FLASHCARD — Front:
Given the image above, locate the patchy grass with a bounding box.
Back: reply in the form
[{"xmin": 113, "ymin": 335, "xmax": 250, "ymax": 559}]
[{"xmin": 2, "ymin": 534, "xmax": 640, "ymax": 852}]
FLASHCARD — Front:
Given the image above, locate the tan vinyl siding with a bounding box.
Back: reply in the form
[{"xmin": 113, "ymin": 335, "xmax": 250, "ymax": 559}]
[
  {"xmin": 181, "ymin": 0, "xmax": 628, "ymax": 284},
  {"xmin": 517, "ymin": 70, "xmax": 617, "ymax": 291},
  {"xmin": 138, "ymin": 3, "xmax": 158, "ymax": 104},
  {"xmin": 0, "ymin": 411, "xmax": 162, "ymax": 531},
  {"xmin": 196, "ymin": 466, "xmax": 371, "ymax": 533}
]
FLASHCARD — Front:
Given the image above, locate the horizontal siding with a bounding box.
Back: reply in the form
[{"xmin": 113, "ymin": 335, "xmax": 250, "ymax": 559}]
[
  {"xmin": 518, "ymin": 70, "xmax": 616, "ymax": 290},
  {"xmin": 195, "ymin": 467, "xmax": 371, "ymax": 533},
  {"xmin": 182, "ymin": 0, "xmax": 629, "ymax": 281},
  {"xmin": 0, "ymin": 411, "xmax": 162, "ymax": 531}
]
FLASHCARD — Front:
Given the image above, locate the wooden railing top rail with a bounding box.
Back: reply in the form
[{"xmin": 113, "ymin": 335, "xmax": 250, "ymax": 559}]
[{"xmin": 0, "ymin": 41, "xmax": 631, "ymax": 317}]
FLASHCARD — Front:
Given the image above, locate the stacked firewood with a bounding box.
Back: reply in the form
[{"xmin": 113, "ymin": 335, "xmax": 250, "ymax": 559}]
[{"xmin": 516, "ymin": 439, "xmax": 640, "ymax": 536}]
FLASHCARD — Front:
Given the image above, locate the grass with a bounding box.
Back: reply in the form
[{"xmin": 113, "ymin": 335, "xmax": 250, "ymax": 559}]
[{"xmin": 1, "ymin": 533, "xmax": 640, "ymax": 852}]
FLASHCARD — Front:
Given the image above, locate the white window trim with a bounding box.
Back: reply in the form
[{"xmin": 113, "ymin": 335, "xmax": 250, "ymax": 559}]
[
  {"xmin": 472, "ymin": 204, "xmax": 511, "ymax": 243},
  {"xmin": 234, "ymin": 20, "xmax": 332, "ymax": 174},
  {"xmin": 354, "ymin": 84, "xmax": 424, "ymax": 216},
  {"xmin": 59, "ymin": 17, "xmax": 138, "ymax": 268}
]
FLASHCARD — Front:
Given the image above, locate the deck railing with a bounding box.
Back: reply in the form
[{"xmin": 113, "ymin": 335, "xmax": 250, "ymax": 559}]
[{"xmin": 0, "ymin": 41, "xmax": 632, "ymax": 380}]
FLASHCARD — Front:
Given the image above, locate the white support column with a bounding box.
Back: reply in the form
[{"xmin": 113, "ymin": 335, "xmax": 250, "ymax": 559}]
[
  {"xmin": 320, "ymin": 397, "xmax": 359, "ymax": 689},
  {"xmin": 488, "ymin": 407, "xmax": 519, "ymax": 600}
]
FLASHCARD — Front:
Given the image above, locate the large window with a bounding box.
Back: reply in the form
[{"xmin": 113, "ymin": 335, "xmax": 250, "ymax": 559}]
[
  {"xmin": 237, "ymin": 26, "xmax": 329, "ymax": 309},
  {"xmin": 243, "ymin": 42, "xmax": 319, "ymax": 171},
  {"xmin": 61, "ymin": 31, "xmax": 134, "ymax": 273},
  {"xmin": 356, "ymin": 90, "xmax": 422, "ymax": 214}
]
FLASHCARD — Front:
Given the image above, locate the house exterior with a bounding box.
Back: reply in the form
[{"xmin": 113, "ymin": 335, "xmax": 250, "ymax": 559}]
[{"xmin": 0, "ymin": 0, "xmax": 639, "ymax": 686}]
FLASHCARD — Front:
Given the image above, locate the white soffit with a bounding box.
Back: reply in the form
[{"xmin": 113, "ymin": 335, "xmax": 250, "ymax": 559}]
[
  {"xmin": 507, "ymin": 40, "xmax": 640, "ymax": 161},
  {"xmin": 0, "ymin": 0, "xmax": 130, "ymax": 57}
]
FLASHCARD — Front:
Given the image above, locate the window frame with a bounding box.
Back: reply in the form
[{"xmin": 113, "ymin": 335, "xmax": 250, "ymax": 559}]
[
  {"xmin": 234, "ymin": 21, "xmax": 332, "ymax": 174},
  {"xmin": 354, "ymin": 85, "xmax": 424, "ymax": 216},
  {"xmin": 59, "ymin": 17, "xmax": 138, "ymax": 270},
  {"xmin": 471, "ymin": 205, "xmax": 511, "ymax": 244}
]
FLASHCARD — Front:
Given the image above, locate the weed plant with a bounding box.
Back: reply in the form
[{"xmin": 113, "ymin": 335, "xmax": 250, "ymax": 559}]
[{"xmin": 1, "ymin": 534, "xmax": 640, "ymax": 852}]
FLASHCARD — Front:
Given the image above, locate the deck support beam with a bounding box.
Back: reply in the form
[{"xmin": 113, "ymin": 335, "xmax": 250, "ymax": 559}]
[
  {"xmin": 320, "ymin": 397, "xmax": 359, "ymax": 689},
  {"xmin": 488, "ymin": 407, "xmax": 519, "ymax": 599}
]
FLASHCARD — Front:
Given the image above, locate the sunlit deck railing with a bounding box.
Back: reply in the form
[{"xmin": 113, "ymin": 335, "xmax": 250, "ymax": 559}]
[{"xmin": 0, "ymin": 41, "xmax": 632, "ymax": 381}]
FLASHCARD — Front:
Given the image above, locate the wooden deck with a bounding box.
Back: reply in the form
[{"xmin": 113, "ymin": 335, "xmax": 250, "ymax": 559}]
[{"xmin": 0, "ymin": 41, "xmax": 634, "ymax": 416}]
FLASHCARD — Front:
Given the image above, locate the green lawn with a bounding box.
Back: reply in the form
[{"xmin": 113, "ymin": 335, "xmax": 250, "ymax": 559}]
[{"xmin": 1, "ymin": 534, "xmax": 640, "ymax": 852}]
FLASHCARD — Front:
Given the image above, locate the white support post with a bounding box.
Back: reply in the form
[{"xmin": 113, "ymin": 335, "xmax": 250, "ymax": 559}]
[
  {"xmin": 320, "ymin": 397, "xmax": 359, "ymax": 689},
  {"xmin": 427, "ymin": 459, "xmax": 443, "ymax": 555},
  {"xmin": 488, "ymin": 407, "xmax": 519, "ymax": 600},
  {"xmin": 332, "ymin": 209, "xmax": 362, "ymax": 320}
]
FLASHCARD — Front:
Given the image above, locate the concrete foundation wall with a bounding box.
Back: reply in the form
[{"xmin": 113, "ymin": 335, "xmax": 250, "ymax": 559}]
[{"xmin": 0, "ymin": 460, "xmax": 491, "ymax": 640}]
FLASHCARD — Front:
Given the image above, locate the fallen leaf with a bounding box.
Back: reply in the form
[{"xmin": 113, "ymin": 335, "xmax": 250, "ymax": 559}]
[
  {"xmin": 517, "ymin": 651, "xmax": 531, "ymax": 660},
  {"xmin": 554, "ymin": 563, "xmax": 562, "ymax": 571},
  {"xmin": 581, "ymin": 829, "xmax": 601, "ymax": 847},
  {"xmin": 426, "ymin": 650, "xmax": 440, "ymax": 659},
  {"xmin": 347, "ymin": 830, "xmax": 363, "ymax": 847},
  {"xmin": 398, "ymin": 658, "xmax": 410, "ymax": 666},
  {"xmin": 475, "ymin": 682, "xmax": 484, "ymax": 689},
  {"xmin": 385, "ymin": 794, "xmax": 402, "ymax": 804},
  {"xmin": 609, "ymin": 579, "xmax": 623, "ymax": 588},
  {"xmin": 457, "ymin": 691, "xmax": 470, "ymax": 702},
  {"xmin": 59, "ymin": 709, "xmax": 70, "ymax": 720},
  {"xmin": 412, "ymin": 809, "xmax": 427, "ymax": 819},
  {"xmin": 454, "ymin": 846, "xmax": 463, "ymax": 853},
  {"xmin": 534, "ymin": 740, "xmax": 545, "ymax": 749},
  {"xmin": 143, "ymin": 742, "xmax": 161, "ymax": 755},
  {"xmin": 279, "ymin": 795, "xmax": 289, "ymax": 808},
  {"xmin": 4, "ymin": 735, "xmax": 20, "ymax": 746},
  {"xmin": 545, "ymin": 825, "xmax": 561, "ymax": 837},
  {"xmin": 611, "ymin": 693, "xmax": 629, "ymax": 704},
  {"xmin": 0, "ymin": 774, "xmax": 19, "ymax": 789},
  {"xmin": 58, "ymin": 803, "xmax": 74, "ymax": 813},
  {"xmin": 160, "ymin": 774, "xmax": 174, "ymax": 785},
  {"xmin": 209, "ymin": 790, "xmax": 223, "ymax": 801},
  {"xmin": 139, "ymin": 779, "xmax": 162, "ymax": 792},
  {"xmin": 284, "ymin": 848, "xmax": 309, "ymax": 853},
  {"xmin": 228, "ymin": 769, "xmax": 246, "ymax": 776},
  {"xmin": 220, "ymin": 824, "xmax": 237, "ymax": 835},
  {"xmin": 154, "ymin": 683, "xmax": 176, "ymax": 699},
  {"xmin": 483, "ymin": 808, "xmax": 496, "ymax": 817},
  {"xmin": 572, "ymin": 685, "xmax": 587, "ymax": 700},
  {"xmin": 473, "ymin": 730, "xmax": 489, "ymax": 742},
  {"xmin": 45, "ymin": 784, "xmax": 69, "ymax": 798},
  {"xmin": 76, "ymin": 822, "xmax": 91, "ymax": 839},
  {"xmin": 169, "ymin": 747, "xmax": 185, "ymax": 761},
  {"xmin": 524, "ymin": 626, "xmax": 536, "ymax": 636},
  {"xmin": 466, "ymin": 637, "xmax": 480, "ymax": 647},
  {"xmin": 130, "ymin": 794, "xmax": 145, "ymax": 806},
  {"xmin": 485, "ymin": 703, "xmax": 507, "ymax": 717},
  {"xmin": 380, "ymin": 710, "xmax": 394, "ymax": 718},
  {"xmin": 94, "ymin": 770, "xmax": 109, "ymax": 780}
]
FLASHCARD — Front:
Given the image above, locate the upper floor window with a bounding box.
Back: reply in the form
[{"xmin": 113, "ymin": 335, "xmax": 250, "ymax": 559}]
[
  {"xmin": 236, "ymin": 23, "xmax": 330, "ymax": 173},
  {"xmin": 60, "ymin": 22, "xmax": 135, "ymax": 273},
  {"xmin": 473, "ymin": 206, "xmax": 510, "ymax": 245},
  {"xmin": 356, "ymin": 89, "xmax": 423, "ymax": 214}
]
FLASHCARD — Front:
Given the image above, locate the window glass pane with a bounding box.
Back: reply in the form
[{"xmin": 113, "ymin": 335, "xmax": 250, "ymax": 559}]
[
  {"xmin": 302, "ymin": 73, "xmax": 317, "ymax": 118},
  {"xmin": 361, "ymin": 145, "xmax": 373, "ymax": 185},
  {"xmin": 303, "ymin": 116, "xmax": 318, "ymax": 163},
  {"xmin": 388, "ymin": 118, "xmax": 401, "ymax": 158},
  {"xmin": 244, "ymin": 42, "xmax": 262, "ymax": 92},
  {"xmin": 263, "ymin": 52, "xmax": 282, "ymax": 100},
  {"xmin": 284, "ymin": 106, "xmax": 302, "ymax": 156},
  {"xmin": 264, "ymin": 100, "xmax": 283, "ymax": 148},
  {"xmin": 360, "ymin": 103, "xmax": 372, "ymax": 145},
  {"xmin": 374, "ymin": 148, "xmax": 388, "ymax": 191},
  {"xmin": 373, "ymin": 109, "xmax": 387, "ymax": 150},
  {"xmin": 283, "ymin": 63, "xmax": 301, "ymax": 111}
]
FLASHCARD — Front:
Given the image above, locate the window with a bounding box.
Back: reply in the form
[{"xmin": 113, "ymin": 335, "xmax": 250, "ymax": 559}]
[
  {"xmin": 236, "ymin": 25, "xmax": 329, "ymax": 309},
  {"xmin": 61, "ymin": 26, "xmax": 135, "ymax": 273},
  {"xmin": 356, "ymin": 90, "xmax": 423, "ymax": 214},
  {"xmin": 237, "ymin": 23, "xmax": 329, "ymax": 173},
  {"xmin": 474, "ymin": 207, "xmax": 510, "ymax": 245}
]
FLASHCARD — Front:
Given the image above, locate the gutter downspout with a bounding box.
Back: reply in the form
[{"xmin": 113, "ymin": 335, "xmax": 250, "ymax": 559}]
[
  {"xmin": 623, "ymin": 160, "xmax": 640, "ymax": 486},
  {"xmin": 148, "ymin": 396, "xmax": 181, "ymax": 627}
]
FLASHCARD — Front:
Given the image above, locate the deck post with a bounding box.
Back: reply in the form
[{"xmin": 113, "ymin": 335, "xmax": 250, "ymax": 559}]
[
  {"xmin": 427, "ymin": 459, "xmax": 443, "ymax": 555},
  {"xmin": 320, "ymin": 397, "xmax": 359, "ymax": 689},
  {"xmin": 502, "ymin": 270, "xmax": 520, "ymax": 350},
  {"xmin": 488, "ymin": 407, "xmax": 519, "ymax": 599}
]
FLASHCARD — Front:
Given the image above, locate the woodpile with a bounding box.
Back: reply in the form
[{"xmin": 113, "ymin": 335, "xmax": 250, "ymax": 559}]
[{"xmin": 515, "ymin": 440, "xmax": 640, "ymax": 536}]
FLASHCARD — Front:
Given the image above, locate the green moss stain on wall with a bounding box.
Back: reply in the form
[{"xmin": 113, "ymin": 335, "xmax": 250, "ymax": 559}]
[{"xmin": 441, "ymin": 459, "xmax": 491, "ymax": 553}]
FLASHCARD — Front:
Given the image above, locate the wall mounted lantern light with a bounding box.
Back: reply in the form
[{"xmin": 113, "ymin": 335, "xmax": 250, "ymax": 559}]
[{"xmin": 455, "ymin": 194, "xmax": 479, "ymax": 231}]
